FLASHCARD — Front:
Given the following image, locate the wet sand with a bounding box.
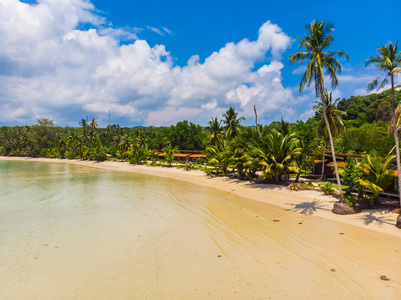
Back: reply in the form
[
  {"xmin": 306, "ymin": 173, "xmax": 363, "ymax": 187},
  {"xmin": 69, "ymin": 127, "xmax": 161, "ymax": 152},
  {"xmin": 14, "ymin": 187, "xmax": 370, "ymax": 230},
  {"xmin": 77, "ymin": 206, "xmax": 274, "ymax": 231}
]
[{"xmin": 1, "ymin": 157, "xmax": 401, "ymax": 299}]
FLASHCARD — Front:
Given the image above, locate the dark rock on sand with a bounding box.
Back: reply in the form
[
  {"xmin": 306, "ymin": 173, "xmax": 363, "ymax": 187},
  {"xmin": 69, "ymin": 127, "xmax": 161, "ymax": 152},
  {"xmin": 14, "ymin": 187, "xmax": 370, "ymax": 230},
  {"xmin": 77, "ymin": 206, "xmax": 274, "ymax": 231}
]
[{"xmin": 332, "ymin": 201, "xmax": 359, "ymax": 215}]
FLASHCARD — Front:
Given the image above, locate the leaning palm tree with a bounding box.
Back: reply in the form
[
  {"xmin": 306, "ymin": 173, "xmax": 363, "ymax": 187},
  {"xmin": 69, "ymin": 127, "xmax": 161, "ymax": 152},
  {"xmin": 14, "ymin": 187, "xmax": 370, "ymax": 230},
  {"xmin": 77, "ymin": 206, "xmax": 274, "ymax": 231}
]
[
  {"xmin": 314, "ymin": 90, "xmax": 346, "ymax": 180},
  {"xmin": 222, "ymin": 107, "xmax": 245, "ymax": 139},
  {"xmin": 289, "ymin": 20, "xmax": 349, "ymax": 202},
  {"xmin": 366, "ymin": 41, "xmax": 401, "ymax": 222}
]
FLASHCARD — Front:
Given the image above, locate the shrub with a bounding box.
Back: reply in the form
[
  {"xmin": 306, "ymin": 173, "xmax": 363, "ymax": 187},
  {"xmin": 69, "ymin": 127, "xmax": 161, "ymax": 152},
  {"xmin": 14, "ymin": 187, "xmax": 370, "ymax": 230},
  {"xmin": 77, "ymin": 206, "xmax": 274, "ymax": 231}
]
[
  {"xmin": 319, "ymin": 182, "xmax": 336, "ymax": 195},
  {"xmin": 344, "ymin": 192, "xmax": 356, "ymax": 207}
]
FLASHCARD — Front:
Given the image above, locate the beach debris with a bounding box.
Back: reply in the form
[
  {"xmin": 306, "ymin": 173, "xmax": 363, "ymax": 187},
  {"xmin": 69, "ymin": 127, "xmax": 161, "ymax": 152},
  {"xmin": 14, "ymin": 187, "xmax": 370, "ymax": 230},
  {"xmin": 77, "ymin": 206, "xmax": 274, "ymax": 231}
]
[
  {"xmin": 380, "ymin": 275, "xmax": 390, "ymax": 281},
  {"xmin": 43, "ymin": 244, "xmax": 48, "ymax": 246},
  {"xmin": 256, "ymin": 215, "xmax": 259, "ymax": 217},
  {"xmin": 217, "ymin": 255, "xmax": 222, "ymax": 257},
  {"xmin": 339, "ymin": 232, "xmax": 344, "ymax": 235},
  {"xmin": 273, "ymin": 219, "xmax": 280, "ymax": 222},
  {"xmin": 330, "ymin": 268, "xmax": 336, "ymax": 272},
  {"xmin": 298, "ymin": 221, "xmax": 303, "ymax": 224}
]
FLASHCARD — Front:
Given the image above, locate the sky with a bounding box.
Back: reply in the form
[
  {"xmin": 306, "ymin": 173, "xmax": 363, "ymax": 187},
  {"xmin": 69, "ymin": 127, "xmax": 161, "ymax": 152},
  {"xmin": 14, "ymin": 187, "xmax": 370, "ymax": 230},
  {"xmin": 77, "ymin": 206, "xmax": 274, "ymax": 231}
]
[{"xmin": 0, "ymin": 0, "xmax": 400, "ymax": 127}]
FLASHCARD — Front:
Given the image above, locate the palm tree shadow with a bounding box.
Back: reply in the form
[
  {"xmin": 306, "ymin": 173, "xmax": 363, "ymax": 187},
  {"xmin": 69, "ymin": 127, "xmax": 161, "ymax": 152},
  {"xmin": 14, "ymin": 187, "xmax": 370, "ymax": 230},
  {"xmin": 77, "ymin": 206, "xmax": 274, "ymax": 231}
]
[
  {"xmin": 359, "ymin": 211, "xmax": 394, "ymax": 226},
  {"xmin": 286, "ymin": 200, "xmax": 330, "ymax": 215}
]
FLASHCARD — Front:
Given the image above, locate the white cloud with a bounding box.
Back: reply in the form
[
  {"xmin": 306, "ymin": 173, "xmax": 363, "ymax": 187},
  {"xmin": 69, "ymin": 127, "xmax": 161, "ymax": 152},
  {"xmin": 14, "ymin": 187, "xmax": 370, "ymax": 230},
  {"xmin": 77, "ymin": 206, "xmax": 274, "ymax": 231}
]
[
  {"xmin": 0, "ymin": 0, "xmax": 302, "ymax": 126},
  {"xmin": 162, "ymin": 27, "xmax": 172, "ymax": 35},
  {"xmin": 98, "ymin": 26, "xmax": 140, "ymax": 41},
  {"xmin": 299, "ymin": 109, "xmax": 314, "ymax": 121},
  {"xmin": 147, "ymin": 26, "xmax": 164, "ymax": 36}
]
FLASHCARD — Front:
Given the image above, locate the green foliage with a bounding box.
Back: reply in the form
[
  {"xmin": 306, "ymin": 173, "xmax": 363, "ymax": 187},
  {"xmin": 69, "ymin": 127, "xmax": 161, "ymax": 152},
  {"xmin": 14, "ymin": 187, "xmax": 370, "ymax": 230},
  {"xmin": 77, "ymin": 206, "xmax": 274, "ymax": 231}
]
[
  {"xmin": 357, "ymin": 179, "xmax": 383, "ymax": 202},
  {"xmin": 344, "ymin": 193, "xmax": 356, "ymax": 207},
  {"xmin": 341, "ymin": 157, "xmax": 363, "ymax": 189},
  {"xmin": 168, "ymin": 120, "xmax": 205, "ymax": 150},
  {"xmin": 205, "ymin": 117, "xmax": 224, "ymax": 146},
  {"xmin": 222, "ymin": 107, "xmax": 245, "ymax": 139},
  {"xmin": 338, "ymin": 122, "xmax": 393, "ymax": 156},
  {"xmin": 162, "ymin": 144, "xmax": 177, "ymax": 167},
  {"xmin": 319, "ymin": 182, "xmax": 336, "ymax": 195},
  {"xmin": 256, "ymin": 130, "xmax": 300, "ymax": 181},
  {"xmin": 362, "ymin": 152, "xmax": 395, "ymax": 189},
  {"xmin": 335, "ymin": 88, "xmax": 401, "ymax": 125}
]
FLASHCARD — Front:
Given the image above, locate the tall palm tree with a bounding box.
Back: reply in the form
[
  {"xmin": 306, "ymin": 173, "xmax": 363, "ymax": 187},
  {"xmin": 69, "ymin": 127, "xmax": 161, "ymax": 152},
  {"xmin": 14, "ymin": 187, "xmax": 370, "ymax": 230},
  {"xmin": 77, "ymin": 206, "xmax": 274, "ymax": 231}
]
[
  {"xmin": 289, "ymin": 20, "xmax": 349, "ymax": 201},
  {"xmin": 314, "ymin": 90, "xmax": 346, "ymax": 180},
  {"xmin": 89, "ymin": 118, "xmax": 99, "ymax": 131},
  {"xmin": 205, "ymin": 117, "xmax": 224, "ymax": 146},
  {"xmin": 366, "ymin": 41, "xmax": 401, "ymax": 218},
  {"xmin": 222, "ymin": 107, "xmax": 245, "ymax": 139},
  {"xmin": 79, "ymin": 119, "xmax": 88, "ymax": 144}
]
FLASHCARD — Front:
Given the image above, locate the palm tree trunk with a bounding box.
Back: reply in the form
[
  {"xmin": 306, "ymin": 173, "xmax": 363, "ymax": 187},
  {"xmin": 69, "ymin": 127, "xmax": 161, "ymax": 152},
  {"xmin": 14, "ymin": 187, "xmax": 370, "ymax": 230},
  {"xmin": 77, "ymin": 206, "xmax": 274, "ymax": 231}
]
[
  {"xmin": 295, "ymin": 171, "xmax": 301, "ymax": 183},
  {"xmin": 254, "ymin": 104, "xmax": 262, "ymax": 138},
  {"xmin": 320, "ymin": 85, "xmax": 344, "ymax": 200},
  {"xmin": 391, "ymin": 74, "xmax": 401, "ymax": 206},
  {"xmin": 319, "ymin": 141, "xmax": 326, "ymax": 181}
]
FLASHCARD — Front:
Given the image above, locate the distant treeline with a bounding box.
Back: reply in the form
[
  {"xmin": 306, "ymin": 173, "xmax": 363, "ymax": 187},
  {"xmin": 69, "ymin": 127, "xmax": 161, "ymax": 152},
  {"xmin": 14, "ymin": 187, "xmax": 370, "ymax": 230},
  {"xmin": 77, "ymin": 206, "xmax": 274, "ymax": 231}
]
[{"xmin": 0, "ymin": 87, "xmax": 400, "ymax": 161}]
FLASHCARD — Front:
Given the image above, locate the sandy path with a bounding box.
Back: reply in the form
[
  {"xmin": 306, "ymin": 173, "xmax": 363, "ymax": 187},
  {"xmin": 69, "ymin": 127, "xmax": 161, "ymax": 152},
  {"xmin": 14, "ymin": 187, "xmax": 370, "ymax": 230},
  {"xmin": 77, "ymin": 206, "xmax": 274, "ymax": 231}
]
[{"xmin": 1, "ymin": 156, "xmax": 400, "ymax": 237}]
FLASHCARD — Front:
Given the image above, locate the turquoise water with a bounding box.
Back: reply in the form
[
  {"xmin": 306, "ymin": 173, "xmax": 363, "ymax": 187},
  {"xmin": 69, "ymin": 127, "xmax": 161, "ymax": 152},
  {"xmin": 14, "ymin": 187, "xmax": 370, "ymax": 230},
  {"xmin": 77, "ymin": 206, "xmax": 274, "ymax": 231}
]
[{"xmin": 1, "ymin": 160, "xmax": 400, "ymax": 299}]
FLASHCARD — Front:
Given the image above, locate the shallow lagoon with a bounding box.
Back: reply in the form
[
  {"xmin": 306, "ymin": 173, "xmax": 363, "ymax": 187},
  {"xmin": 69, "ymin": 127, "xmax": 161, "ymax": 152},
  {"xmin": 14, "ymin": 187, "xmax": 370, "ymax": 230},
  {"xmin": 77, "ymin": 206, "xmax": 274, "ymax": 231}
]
[{"xmin": 1, "ymin": 160, "xmax": 400, "ymax": 299}]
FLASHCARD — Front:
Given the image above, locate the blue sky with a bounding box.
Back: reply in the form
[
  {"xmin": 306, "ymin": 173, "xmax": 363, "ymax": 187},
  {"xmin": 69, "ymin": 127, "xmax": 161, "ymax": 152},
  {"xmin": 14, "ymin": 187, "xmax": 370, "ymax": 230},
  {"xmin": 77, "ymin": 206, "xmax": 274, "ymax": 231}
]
[{"xmin": 1, "ymin": 0, "xmax": 400, "ymax": 127}]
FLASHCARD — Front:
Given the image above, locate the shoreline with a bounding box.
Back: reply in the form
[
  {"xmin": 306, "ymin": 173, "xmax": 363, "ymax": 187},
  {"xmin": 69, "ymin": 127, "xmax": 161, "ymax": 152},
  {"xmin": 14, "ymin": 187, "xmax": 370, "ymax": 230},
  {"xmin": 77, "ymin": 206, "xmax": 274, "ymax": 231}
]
[{"xmin": 2, "ymin": 156, "xmax": 401, "ymax": 237}]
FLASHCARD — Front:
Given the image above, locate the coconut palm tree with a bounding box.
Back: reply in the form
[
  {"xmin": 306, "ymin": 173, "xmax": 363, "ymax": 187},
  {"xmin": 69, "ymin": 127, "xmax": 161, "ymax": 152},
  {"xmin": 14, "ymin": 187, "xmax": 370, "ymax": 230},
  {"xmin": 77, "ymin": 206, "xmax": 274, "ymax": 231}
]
[
  {"xmin": 89, "ymin": 118, "xmax": 99, "ymax": 131},
  {"xmin": 362, "ymin": 151, "xmax": 396, "ymax": 194},
  {"xmin": 366, "ymin": 41, "xmax": 401, "ymax": 217},
  {"xmin": 289, "ymin": 20, "xmax": 349, "ymax": 201},
  {"xmin": 203, "ymin": 141, "xmax": 232, "ymax": 175},
  {"xmin": 314, "ymin": 90, "xmax": 346, "ymax": 180},
  {"xmin": 294, "ymin": 139, "xmax": 313, "ymax": 182},
  {"xmin": 205, "ymin": 117, "xmax": 224, "ymax": 146},
  {"xmin": 79, "ymin": 119, "xmax": 88, "ymax": 144},
  {"xmin": 222, "ymin": 107, "xmax": 245, "ymax": 139},
  {"xmin": 255, "ymin": 130, "xmax": 301, "ymax": 182},
  {"xmin": 162, "ymin": 145, "xmax": 177, "ymax": 167}
]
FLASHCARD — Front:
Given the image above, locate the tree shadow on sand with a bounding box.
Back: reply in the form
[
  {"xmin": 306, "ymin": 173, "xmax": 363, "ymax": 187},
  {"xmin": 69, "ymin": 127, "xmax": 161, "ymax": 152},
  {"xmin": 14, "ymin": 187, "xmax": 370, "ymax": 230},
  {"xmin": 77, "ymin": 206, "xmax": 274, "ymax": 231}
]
[
  {"xmin": 358, "ymin": 211, "xmax": 394, "ymax": 226},
  {"xmin": 285, "ymin": 200, "xmax": 330, "ymax": 215}
]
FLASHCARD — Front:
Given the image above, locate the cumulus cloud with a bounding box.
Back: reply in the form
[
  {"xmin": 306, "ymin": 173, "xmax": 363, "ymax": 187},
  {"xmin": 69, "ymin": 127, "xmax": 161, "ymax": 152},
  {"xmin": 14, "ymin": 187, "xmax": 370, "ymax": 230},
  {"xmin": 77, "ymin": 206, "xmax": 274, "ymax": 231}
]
[{"xmin": 0, "ymin": 0, "xmax": 301, "ymax": 126}]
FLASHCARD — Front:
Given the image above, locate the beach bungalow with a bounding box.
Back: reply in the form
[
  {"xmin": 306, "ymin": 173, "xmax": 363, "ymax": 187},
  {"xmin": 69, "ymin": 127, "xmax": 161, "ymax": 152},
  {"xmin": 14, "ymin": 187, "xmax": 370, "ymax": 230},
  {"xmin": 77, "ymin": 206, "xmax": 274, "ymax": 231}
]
[
  {"xmin": 157, "ymin": 150, "xmax": 206, "ymax": 163},
  {"xmin": 312, "ymin": 152, "xmax": 361, "ymax": 178},
  {"xmin": 312, "ymin": 151, "xmax": 399, "ymax": 196}
]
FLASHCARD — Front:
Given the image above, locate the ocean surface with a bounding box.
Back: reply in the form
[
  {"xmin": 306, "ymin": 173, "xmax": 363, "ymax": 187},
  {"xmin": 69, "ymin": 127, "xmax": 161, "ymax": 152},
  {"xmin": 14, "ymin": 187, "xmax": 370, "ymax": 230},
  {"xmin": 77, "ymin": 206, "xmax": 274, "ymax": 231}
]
[{"xmin": 0, "ymin": 160, "xmax": 400, "ymax": 299}]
